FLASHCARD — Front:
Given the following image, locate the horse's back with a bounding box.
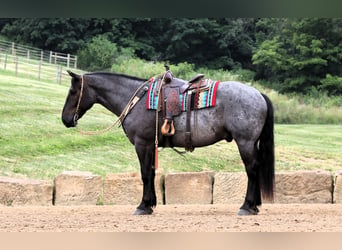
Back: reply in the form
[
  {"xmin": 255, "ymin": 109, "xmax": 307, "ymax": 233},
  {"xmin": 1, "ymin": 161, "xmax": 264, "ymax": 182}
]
[{"xmin": 217, "ymin": 81, "xmax": 266, "ymax": 108}]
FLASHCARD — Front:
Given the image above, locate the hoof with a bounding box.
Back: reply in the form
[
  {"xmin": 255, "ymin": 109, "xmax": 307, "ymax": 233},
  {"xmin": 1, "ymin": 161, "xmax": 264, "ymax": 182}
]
[
  {"xmin": 237, "ymin": 208, "xmax": 258, "ymax": 216},
  {"xmin": 133, "ymin": 207, "xmax": 153, "ymax": 215}
]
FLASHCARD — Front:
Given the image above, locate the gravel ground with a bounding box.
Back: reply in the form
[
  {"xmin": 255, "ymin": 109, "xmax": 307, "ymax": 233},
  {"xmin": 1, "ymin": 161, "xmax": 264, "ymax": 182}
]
[{"xmin": 1, "ymin": 203, "xmax": 342, "ymax": 232}]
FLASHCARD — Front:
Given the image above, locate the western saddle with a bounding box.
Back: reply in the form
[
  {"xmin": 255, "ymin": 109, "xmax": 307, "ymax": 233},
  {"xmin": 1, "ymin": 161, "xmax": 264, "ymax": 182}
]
[{"xmin": 159, "ymin": 69, "xmax": 208, "ymax": 151}]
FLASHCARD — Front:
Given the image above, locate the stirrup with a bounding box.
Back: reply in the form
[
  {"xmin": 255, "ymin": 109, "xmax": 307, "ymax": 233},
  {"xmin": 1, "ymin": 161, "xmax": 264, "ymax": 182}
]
[{"xmin": 161, "ymin": 119, "xmax": 175, "ymax": 136}]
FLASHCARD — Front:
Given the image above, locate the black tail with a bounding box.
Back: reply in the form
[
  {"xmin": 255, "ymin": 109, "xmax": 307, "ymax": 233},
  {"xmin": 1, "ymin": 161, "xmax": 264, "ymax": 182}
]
[{"xmin": 258, "ymin": 93, "xmax": 275, "ymax": 201}]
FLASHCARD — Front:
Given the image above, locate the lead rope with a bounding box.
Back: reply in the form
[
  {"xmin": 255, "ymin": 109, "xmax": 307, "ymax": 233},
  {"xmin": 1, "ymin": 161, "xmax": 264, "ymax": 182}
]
[
  {"xmin": 75, "ymin": 72, "xmax": 167, "ymax": 170},
  {"xmin": 76, "ymin": 75, "xmax": 121, "ymax": 135},
  {"xmin": 76, "ymin": 73, "xmax": 162, "ymax": 136},
  {"xmin": 154, "ymin": 71, "xmax": 169, "ymax": 170}
]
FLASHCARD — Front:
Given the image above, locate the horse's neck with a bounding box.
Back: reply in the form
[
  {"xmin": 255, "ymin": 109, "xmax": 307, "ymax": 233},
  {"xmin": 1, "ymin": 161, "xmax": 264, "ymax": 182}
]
[{"xmin": 91, "ymin": 75, "xmax": 141, "ymax": 117}]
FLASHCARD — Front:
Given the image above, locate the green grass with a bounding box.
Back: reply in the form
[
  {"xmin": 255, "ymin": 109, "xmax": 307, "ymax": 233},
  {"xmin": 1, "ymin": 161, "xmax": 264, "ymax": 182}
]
[
  {"xmin": 275, "ymin": 124, "xmax": 342, "ymax": 172},
  {"xmin": 0, "ymin": 71, "xmax": 341, "ymax": 181}
]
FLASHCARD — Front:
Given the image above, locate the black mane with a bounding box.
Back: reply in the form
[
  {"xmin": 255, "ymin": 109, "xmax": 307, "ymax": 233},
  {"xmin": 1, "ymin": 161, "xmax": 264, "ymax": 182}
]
[{"xmin": 85, "ymin": 71, "xmax": 148, "ymax": 82}]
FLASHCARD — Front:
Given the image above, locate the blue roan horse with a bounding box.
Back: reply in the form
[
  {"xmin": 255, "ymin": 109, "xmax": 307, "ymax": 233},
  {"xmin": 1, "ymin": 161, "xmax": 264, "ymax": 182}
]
[{"xmin": 62, "ymin": 70, "xmax": 275, "ymax": 216}]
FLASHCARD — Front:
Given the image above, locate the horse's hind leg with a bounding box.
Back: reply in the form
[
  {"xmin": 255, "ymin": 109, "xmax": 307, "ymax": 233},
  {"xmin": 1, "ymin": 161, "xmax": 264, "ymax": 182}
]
[
  {"xmin": 133, "ymin": 141, "xmax": 156, "ymax": 215},
  {"xmin": 236, "ymin": 140, "xmax": 261, "ymax": 215}
]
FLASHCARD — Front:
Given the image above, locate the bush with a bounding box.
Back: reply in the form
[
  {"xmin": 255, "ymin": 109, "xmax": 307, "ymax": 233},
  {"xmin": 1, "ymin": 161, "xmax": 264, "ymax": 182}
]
[
  {"xmin": 111, "ymin": 58, "xmax": 165, "ymax": 79},
  {"xmin": 78, "ymin": 35, "xmax": 134, "ymax": 71},
  {"xmin": 231, "ymin": 69, "xmax": 255, "ymax": 82},
  {"xmin": 320, "ymin": 74, "xmax": 342, "ymax": 96},
  {"xmin": 111, "ymin": 58, "xmax": 249, "ymax": 82},
  {"xmin": 262, "ymin": 86, "xmax": 342, "ymax": 124},
  {"xmin": 111, "ymin": 58, "xmax": 197, "ymax": 79},
  {"xmin": 169, "ymin": 62, "xmax": 196, "ymax": 80}
]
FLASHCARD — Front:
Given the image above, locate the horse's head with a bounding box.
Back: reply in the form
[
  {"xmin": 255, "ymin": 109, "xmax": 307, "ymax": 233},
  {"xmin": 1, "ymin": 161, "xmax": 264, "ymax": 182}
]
[{"xmin": 61, "ymin": 71, "xmax": 94, "ymax": 128}]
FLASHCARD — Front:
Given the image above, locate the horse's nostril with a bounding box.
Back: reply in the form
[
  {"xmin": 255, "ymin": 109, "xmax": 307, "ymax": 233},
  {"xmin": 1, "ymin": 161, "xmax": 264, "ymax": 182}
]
[
  {"xmin": 62, "ymin": 116, "xmax": 76, "ymax": 128},
  {"xmin": 73, "ymin": 113, "xmax": 78, "ymax": 124}
]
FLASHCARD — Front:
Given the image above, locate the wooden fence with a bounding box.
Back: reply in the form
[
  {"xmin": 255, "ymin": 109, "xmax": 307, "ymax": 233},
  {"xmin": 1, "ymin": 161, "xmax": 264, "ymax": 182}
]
[
  {"xmin": 0, "ymin": 40, "xmax": 82, "ymax": 84},
  {"xmin": 0, "ymin": 40, "xmax": 77, "ymax": 68}
]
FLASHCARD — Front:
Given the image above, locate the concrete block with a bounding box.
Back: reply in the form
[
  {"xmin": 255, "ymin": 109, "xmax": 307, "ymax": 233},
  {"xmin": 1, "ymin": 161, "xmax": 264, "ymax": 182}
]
[
  {"xmin": 275, "ymin": 170, "xmax": 333, "ymax": 203},
  {"xmin": 103, "ymin": 170, "xmax": 164, "ymax": 206},
  {"xmin": 333, "ymin": 171, "xmax": 342, "ymax": 203},
  {"xmin": 0, "ymin": 176, "xmax": 53, "ymax": 206},
  {"xmin": 54, "ymin": 171, "xmax": 102, "ymax": 205},
  {"xmin": 103, "ymin": 172, "xmax": 142, "ymax": 205},
  {"xmin": 155, "ymin": 169, "xmax": 165, "ymax": 205},
  {"xmin": 165, "ymin": 171, "xmax": 214, "ymax": 204},
  {"xmin": 213, "ymin": 172, "xmax": 247, "ymax": 204}
]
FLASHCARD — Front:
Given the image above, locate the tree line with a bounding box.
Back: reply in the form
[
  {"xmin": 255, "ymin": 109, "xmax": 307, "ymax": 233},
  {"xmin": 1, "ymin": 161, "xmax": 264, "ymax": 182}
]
[{"xmin": 1, "ymin": 18, "xmax": 341, "ymax": 95}]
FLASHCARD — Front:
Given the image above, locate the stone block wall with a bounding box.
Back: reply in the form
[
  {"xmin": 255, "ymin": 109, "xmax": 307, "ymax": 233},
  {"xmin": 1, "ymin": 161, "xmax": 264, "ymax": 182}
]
[{"xmin": 0, "ymin": 170, "xmax": 341, "ymax": 206}]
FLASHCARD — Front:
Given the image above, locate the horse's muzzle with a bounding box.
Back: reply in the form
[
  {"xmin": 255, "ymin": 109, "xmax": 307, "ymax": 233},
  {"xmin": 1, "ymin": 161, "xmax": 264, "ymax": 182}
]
[{"xmin": 62, "ymin": 114, "xmax": 78, "ymax": 128}]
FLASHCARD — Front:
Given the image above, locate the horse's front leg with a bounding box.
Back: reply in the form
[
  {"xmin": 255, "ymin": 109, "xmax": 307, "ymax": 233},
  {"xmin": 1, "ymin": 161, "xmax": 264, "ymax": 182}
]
[{"xmin": 133, "ymin": 140, "xmax": 156, "ymax": 215}]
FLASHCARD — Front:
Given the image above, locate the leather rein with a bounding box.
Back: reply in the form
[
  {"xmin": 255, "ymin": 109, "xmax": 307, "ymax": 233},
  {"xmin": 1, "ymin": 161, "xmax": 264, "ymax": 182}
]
[
  {"xmin": 74, "ymin": 74, "xmax": 156, "ymax": 135},
  {"xmin": 74, "ymin": 72, "xmax": 179, "ymax": 170}
]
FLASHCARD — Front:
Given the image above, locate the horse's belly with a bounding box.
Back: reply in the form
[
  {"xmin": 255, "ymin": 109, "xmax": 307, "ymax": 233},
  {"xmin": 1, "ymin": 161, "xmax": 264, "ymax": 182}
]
[{"xmin": 170, "ymin": 108, "xmax": 229, "ymax": 147}]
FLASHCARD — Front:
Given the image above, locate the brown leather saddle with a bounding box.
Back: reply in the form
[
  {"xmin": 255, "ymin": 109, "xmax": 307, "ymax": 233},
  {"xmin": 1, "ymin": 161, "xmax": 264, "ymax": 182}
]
[{"xmin": 160, "ymin": 72, "xmax": 207, "ymax": 151}]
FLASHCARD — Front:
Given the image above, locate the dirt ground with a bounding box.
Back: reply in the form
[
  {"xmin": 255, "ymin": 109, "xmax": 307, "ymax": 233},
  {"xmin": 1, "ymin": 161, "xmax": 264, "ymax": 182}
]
[{"xmin": 0, "ymin": 204, "xmax": 342, "ymax": 232}]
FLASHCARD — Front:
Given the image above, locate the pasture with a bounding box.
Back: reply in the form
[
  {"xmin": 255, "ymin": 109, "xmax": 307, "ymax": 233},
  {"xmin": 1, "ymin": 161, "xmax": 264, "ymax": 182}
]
[{"xmin": 0, "ymin": 71, "xmax": 341, "ymax": 181}]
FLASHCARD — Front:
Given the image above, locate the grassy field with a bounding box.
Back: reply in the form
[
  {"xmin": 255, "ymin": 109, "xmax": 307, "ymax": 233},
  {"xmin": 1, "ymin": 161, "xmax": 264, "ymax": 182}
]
[{"xmin": 0, "ymin": 71, "xmax": 341, "ymax": 181}]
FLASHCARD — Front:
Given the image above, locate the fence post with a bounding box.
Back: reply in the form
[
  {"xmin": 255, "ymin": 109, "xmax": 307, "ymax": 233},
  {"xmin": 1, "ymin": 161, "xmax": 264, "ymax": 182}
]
[
  {"xmin": 40, "ymin": 50, "xmax": 44, "ymax": 64},
  {"xmin": 67, "ymin": 53, "xmax": 70, "ymax": 68},
  {"xmin": 11, "ymin": 42, "xmax": 15, "ymax": 56},
  {"xmin": 15, "ymin": 56, "xmax": 18, "ymax": 76},
  {"xmin": 56, "ymin": 65, "xmax": 60, "ymax": 84},
  {"xmin": 4, "ymin": 53, "xmax": 7, "ymax": 70},
  {"xmin": 38, "ymin": 62, "xmax": 41, "ymax": 81},
  {"xmin": 74, "ymin": 56, "xmax": 77, "ymax": 69},
  {"xmin": 27, "ymin": 50, "xmax": 30, "ymax": 63},
  {"xmin": 58, "ymin": 65, "xmax": 62, "ymax": 85}
]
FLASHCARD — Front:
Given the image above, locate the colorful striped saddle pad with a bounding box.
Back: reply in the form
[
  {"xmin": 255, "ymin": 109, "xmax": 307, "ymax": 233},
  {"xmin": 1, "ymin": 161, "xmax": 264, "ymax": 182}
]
[{"xmin": 146, "ymin": 77, "xmax": 220, "ymax": 111}]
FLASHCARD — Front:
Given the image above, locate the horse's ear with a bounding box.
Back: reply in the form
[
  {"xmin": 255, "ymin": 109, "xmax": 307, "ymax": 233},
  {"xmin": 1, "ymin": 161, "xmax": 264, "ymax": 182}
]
[{"xmin": 67, "ymin": 70, "xmax": 80, "ymax": 79}]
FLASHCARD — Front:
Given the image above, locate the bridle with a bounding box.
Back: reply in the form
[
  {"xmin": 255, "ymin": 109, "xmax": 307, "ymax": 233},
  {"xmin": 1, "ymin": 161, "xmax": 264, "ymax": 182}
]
[
  {"xmin": 73, "ymin": 75, "xmax": 84, "ymax": 125},
  {"xmin": 72, "ymin": 73, "xmax": 154, "ymax": 135}
]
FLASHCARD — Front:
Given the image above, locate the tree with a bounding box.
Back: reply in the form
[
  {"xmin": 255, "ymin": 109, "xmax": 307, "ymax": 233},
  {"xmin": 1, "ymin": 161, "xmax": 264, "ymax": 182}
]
[
  {"xmin": 78, "ymin": 35, "xmax": 134, "ymax": 71},
  {"xmin": 0, "ymin": 18, "xmax": 259, "ymax": 70},
  {"xmin": 320, "ymin": 74, "xmax": 342, "ymax": 95},
  {"xmin": 108, "ymin": 18, "xmax": 169, "ymax": 61},
  {"xmin": 253, "ymin": 18, "xmax": 342, "ymax": 95},
  {"xmin": 214, "ymin": 18, "xmax": 257, "ymax": 70},
  {"xmin": 1, "ymin": 18, "xmax": 112, "ymax": 53}
]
